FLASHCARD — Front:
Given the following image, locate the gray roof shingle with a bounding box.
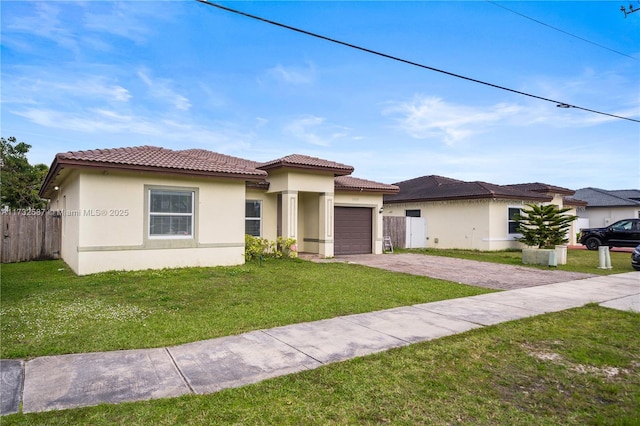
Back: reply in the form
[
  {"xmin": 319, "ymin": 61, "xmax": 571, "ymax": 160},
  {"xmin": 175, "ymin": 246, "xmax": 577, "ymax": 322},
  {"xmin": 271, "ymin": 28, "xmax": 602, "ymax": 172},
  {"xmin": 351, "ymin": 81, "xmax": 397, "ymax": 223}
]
[
  {"xmin": 384, "ymin": 175, "xmax": 553, "ymax": 203},
  {"xmin": 574, "ymin": 187, "xmax": 640, "ymax": 207},
  {"xmin": 504, "ymin": 182, "xmax": 574, "ymax": 196}
]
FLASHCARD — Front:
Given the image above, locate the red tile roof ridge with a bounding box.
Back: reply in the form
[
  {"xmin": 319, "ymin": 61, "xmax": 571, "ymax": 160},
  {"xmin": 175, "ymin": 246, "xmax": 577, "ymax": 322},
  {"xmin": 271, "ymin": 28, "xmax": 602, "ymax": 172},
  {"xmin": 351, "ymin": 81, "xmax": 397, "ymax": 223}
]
[
  {"xmin": 335, "ymin": 175, "xmax": 399, "ymax": 193},
  {"xmin": 259, "ymin": 153, "xmax": 354, "ymax": 175}
]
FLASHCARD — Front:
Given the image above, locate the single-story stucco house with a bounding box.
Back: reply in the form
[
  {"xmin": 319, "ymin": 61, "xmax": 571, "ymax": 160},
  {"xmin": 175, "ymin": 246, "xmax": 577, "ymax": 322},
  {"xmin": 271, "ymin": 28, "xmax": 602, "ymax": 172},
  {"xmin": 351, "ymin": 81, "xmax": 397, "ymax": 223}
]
[
  {"xmin": 38, "ymin": 146, "xmax": 399, "ymax": 275},
  {"xmin": 382, "ymin": 175, "xmax": 586, "ymax": 250},
  {"xmin": 573, "ymin": 187, "xmax": 640, "ymax": 228}
]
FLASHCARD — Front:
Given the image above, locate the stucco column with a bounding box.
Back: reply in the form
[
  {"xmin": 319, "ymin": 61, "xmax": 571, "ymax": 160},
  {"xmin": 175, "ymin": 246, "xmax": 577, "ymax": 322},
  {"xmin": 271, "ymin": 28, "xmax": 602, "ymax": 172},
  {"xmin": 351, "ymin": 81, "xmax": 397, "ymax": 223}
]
[
  {"xmin": 280, "ymin": 190, "xmax": 298, "ymax": 240},
  {"xmin": 318, "ymin": 192, "xmax": 334, "ymax": 257}
]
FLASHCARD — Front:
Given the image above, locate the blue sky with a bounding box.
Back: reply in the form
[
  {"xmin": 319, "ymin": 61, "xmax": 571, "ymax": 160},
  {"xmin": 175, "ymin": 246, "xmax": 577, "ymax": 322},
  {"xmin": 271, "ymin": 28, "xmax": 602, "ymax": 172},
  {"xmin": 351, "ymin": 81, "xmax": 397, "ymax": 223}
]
[{"xmin": 2, "ymin": 1, "xmax": 639, "ymax": 190}]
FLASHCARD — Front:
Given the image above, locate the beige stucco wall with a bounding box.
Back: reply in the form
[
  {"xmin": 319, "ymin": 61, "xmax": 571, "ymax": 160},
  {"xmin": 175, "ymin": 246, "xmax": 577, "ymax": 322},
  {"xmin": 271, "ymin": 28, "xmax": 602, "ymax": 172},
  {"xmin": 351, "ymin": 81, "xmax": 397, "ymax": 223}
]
[
  {"xmin": 245, "ymin": 188, "xmax": 278, "ymax": 241},
  {"xmin": 245, "ymin": 187, "xmax": 384, "ymax": 255},
  {"xmin": 76, "ymin": 247, "xmax": 244, "ymax": 276},
  {"xmin": 54, "ymin": 170, "xmax": 246, "ymax": 275},
  {"xmin": 50, "ymin": 170, "xmax": 81, "ymax": 273},
  {"xmin": 266, "ymin": 170, "xmax": 335, "ymax": 194},
  {"xmin": 299, "ymin": 192, "xmax": 320, "ymax": 253},
  {"xmin": 384, "ymin": 199, "xmax": 527, "ymax": 251},
  {"xmin": 487, "ymin": 200, "xmax": 528, "ymax": 250},
  {"xmin": 385, "ymin": 197, "xmax": 581, "ymax": 250}
]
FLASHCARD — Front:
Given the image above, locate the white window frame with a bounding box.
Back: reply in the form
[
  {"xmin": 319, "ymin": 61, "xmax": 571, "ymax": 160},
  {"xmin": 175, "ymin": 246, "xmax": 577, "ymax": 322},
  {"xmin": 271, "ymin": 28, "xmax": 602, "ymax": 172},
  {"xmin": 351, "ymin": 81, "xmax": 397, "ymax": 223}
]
[
  {"xmin": 148, "ymin": 189, "xmax": 194, "ymax": 239},
  {"xmin": 245, "ymin": 200, "xmax": 262, "ymax": 237}
]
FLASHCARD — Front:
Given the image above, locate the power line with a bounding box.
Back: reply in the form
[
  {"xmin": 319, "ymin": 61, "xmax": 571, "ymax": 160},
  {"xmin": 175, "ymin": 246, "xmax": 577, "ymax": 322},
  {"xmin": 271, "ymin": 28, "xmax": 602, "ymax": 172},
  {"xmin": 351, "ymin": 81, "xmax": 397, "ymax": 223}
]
[
  {"xmin": 195, "ymin": 0, "xmax": 640, "ymax": 124},
  {"xmin": 487, "ymin": 1, "xmax": 636, "ymax": 60}
]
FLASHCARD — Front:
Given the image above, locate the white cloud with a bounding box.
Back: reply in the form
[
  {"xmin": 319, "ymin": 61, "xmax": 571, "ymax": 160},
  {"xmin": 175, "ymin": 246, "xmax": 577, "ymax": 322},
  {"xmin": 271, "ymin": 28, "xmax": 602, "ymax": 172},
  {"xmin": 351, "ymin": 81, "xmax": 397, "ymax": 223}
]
[
  {"xmin": 5, "ymin": 2, "xmax": 165, "ymax": 54},
  {"xmin": 12, "ymin": 107, "xmax": 253, "ymax": 153},
  {"xmin": 266, "ymin": 63, "xmax": 317, "ymax": 85},
  {"xmin": 7, "ymin": 2, "xmax": 78, "ymax": 52},
  {"xmin": 2, "ymin": 71, "xmax": 131, "ymax": 106},
  {"xmin": 83, "ymin": 2, "xmax": 159, "ymax": 44},
  {"xmin": 61, "ymin": 79, "xmax": 132, "ymax": 103},
  {"xmin": 284, "ymin": 115, "xmax": 351, "ymax": 147},
  {"xmin": 383, "ymin": 95, "xmax": 524, "ymax": 145},
  {"xmin": 137, "ymin": 69, "xmax": 191, "ymax": 111}
]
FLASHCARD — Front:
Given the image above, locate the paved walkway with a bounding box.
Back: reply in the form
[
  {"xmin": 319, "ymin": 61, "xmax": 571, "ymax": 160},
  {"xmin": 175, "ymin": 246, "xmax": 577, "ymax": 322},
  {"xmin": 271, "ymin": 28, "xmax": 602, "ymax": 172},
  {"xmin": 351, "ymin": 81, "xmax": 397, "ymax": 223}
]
[{"xmin": 1, "ymin": 272, "xmax": 638, "ymax": 415}]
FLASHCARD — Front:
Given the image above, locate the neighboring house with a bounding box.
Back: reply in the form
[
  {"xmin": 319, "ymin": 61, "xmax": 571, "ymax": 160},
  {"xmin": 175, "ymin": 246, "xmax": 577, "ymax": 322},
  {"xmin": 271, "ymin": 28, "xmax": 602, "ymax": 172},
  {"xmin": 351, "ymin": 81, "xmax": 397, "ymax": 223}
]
[
  {"xmin": 382, "ymin": 175, "xmax": 585, "ymax": 251},
  {"xmin": 573, "ymin": 187, "xmax": 640, "ymax": 228},
  {"xmin": 38, "ymin": 146, "xmax": 398, "ymax": 275}
]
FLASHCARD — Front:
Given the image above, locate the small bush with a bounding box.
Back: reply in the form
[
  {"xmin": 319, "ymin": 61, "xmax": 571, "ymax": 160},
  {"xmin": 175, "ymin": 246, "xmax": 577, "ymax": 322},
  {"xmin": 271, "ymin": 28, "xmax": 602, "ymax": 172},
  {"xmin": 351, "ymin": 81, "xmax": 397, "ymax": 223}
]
[{"xmin": 245, "ymin": 235, "xmax": 297, "ymax": 261}]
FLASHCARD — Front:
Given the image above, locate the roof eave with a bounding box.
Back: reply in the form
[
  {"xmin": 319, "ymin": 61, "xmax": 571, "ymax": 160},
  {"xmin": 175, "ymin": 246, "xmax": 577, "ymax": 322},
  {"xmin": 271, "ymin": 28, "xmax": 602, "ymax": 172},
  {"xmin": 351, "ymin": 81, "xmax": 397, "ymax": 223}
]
[
  {"xmin": 258, "ymin": 162, "xmax": 354, "ymax": 176},
  {"xmin": 383, "ymin": 194, "xmax": 552, "ymax": 204},
  {"xmin": 39, "ymin": 158, "xmax": 268, "ymax": 198},
  {"xmin": 336, "ymin": 186, "xmax": 400, "ymax": 194}
]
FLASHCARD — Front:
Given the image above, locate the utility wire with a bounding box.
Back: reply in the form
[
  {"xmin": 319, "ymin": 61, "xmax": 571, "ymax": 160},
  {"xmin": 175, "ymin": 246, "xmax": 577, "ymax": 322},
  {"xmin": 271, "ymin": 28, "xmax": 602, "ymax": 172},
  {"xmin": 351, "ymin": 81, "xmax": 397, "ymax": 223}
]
[
  {"xmin": 195, "ymin": 0, "xmax": 639, "ymax": 123},
  {"xmin": 487, "ymin": 1, "xmax": 636, "ymax": 60}
]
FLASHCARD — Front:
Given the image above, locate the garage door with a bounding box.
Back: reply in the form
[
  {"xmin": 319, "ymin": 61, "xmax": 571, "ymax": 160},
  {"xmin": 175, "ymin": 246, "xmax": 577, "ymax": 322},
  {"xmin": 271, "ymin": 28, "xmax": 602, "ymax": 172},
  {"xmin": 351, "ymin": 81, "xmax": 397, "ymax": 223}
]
[{"xmin": 334, "ymin": 207, "xmax": 372, "ymax": 255}]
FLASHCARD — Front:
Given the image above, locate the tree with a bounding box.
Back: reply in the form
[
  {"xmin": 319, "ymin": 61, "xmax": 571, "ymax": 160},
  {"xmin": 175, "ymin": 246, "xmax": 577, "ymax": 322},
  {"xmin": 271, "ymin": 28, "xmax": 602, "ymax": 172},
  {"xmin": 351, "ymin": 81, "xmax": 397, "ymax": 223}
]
[
  {"xmin": 514, "ymin": 203, "xmax": 578, "ymax": 249},
  {"xmin": 0, "ymin": 137, "xmax": 49, "ymax": 209}
]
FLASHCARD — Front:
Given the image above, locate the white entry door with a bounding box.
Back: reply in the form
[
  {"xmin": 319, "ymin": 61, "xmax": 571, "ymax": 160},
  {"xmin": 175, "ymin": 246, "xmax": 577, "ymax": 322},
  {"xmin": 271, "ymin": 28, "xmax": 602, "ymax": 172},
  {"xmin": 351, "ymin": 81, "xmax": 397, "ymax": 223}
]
[{"xmin": 406, "ymin": 217, "xmax": 427, "ymax": 248}]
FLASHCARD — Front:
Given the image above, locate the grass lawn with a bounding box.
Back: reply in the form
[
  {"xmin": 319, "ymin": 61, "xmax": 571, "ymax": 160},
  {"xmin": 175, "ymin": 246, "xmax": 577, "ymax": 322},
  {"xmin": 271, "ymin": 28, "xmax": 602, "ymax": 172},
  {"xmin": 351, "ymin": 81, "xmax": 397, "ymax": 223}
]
[
  {"xmin": 396, "ymin": 247, "xmax": 636, "ymax": 275},
  {"xmin": 4, "ymin": 305, "xmax": 639, "ymax": 425},
  {"xmin": 0, "ymin": 258, "xmax": 493, "ymax": 359}
]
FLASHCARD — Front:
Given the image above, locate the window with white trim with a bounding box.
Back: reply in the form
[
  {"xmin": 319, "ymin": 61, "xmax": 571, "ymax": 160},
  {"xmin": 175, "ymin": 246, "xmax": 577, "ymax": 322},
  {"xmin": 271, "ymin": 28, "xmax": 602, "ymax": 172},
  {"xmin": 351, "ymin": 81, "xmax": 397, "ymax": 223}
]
[
  {"xmin": 508, "ymin": 207, "xmax": 521, "ymax": 235},
  {"xmin": 149, "ymin": 189, "xmax": 194, "ymax": 238},
  {"xmin": 245, "ymin": 200, "xmax": 262, "ymax": 237}
]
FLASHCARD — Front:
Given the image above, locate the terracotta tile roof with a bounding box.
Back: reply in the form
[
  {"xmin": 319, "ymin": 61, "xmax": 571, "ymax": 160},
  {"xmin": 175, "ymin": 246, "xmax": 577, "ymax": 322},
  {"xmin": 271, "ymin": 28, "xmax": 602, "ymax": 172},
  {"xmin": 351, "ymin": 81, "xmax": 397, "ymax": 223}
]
[
  {"xmin": 178, "ymin": 149, "xmax": 261, "ymax": 169},
  {"xmin": 39, "ymin": 146, "xmax": 391, "ymax": 198},
  {"xmin": 258, "ymin": 154, "xmax": 354, "ymax": 176},
  {"xmin": 39, "ymin": 146, "xmax": 268, "ymax": 197},
  {"xmin": 53, "ymin": 146, "xmax": 267, "ymax": 176},
  {"xmin": 334, "ymin": 176, "xmax": 399, "ymax": 193},
  {"xmin": 384, "ymin": 175, "xmax": 553, "ymax": 203}
]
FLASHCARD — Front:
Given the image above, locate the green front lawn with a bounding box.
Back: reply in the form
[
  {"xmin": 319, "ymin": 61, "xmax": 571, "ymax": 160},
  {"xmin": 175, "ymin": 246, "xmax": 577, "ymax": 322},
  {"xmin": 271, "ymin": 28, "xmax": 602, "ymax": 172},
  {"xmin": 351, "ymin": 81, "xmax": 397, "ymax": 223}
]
[
  {"xmin": 0, "ymin": 259, "xmax": 492, "ymax": 359},
  {"xmin": 4, "ymin": 305, "xmax": 639, "ymax": 425}
]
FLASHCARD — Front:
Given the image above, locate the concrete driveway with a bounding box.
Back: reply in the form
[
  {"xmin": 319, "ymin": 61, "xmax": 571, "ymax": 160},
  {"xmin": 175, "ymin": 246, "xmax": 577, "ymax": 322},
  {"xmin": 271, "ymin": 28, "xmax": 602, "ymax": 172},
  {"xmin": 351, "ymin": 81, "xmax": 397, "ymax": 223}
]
[{"xmin": 328, "ymin": 253, "xmax": 598, "ymax": 290}]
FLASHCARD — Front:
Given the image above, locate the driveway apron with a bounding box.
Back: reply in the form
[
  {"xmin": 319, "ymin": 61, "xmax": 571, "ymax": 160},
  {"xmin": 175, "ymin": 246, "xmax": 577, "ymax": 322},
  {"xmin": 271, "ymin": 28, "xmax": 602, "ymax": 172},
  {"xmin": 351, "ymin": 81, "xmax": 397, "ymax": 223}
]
[{"xmin": 332, "ymin": 253, "xmax": 598, "ymax": 289}]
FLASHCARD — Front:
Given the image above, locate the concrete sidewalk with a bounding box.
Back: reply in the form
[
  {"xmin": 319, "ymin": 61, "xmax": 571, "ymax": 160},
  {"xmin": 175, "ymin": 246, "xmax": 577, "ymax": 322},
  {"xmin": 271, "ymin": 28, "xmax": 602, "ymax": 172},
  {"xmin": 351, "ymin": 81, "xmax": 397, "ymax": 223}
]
[{"xmin": 2, "ymin": 272, "xmax": 638, "ymax": 415}]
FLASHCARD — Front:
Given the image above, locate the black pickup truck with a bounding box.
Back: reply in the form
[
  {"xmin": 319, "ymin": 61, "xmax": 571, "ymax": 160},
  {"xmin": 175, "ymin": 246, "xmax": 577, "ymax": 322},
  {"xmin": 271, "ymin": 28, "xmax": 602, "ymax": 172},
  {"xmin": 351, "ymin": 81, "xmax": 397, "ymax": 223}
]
[{"xmin": 579, "ymin": 218, "xmax": 640, "ymax": 250}]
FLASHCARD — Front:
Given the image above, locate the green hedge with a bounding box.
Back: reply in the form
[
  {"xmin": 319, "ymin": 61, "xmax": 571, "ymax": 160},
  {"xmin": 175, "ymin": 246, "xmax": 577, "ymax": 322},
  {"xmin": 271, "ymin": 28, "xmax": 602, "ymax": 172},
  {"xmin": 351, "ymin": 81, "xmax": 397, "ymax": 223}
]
[{"xmin": 245, "ymin": 235, "xmax": 297, "ymax": 261}]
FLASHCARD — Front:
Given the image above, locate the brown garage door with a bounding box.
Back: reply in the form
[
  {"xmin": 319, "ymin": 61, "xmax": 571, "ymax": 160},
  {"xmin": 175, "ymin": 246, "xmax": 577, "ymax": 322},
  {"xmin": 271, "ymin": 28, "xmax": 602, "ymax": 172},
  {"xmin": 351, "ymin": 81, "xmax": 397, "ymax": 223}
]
[{"xmin": 334, "ymin": 207, "xmax": 372, "ymax": 255}]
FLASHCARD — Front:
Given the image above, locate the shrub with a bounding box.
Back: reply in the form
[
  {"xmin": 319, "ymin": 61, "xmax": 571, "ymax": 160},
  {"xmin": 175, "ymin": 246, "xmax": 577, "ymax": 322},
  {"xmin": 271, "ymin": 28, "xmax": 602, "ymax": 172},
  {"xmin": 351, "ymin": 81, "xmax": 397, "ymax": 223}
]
[
  {"xmin": 514, "ymin": 203, "xmax": 577, "ymax": 249},
  {"xmin": 245, "ymin": 235, "xmax": 297, "ymax": 261}
]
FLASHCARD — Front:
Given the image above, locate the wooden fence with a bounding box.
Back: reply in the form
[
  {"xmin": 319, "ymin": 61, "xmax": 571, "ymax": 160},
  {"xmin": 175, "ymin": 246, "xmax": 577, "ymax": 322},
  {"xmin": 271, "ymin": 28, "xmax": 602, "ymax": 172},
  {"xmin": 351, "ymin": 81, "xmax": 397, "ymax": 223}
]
[
  {"xmin": 383, "ymin": 216, "xmax": 406, "ymax": 249},
  {"xmin": 1, "ymin": 212, "xmax": 61, "ymax": 263}
]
